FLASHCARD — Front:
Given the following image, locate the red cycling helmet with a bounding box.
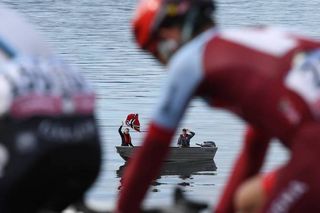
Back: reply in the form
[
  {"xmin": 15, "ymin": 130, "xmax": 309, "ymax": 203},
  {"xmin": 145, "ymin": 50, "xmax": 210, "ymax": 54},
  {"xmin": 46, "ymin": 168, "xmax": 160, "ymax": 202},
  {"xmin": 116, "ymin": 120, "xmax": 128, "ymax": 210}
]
[
  {"xmin": 132, "ymin": 0, "xmax": 161, "ymax": 55},
  {"xmin": 132, "ymin": 0, "xmax": 215, "ymax": 58}
]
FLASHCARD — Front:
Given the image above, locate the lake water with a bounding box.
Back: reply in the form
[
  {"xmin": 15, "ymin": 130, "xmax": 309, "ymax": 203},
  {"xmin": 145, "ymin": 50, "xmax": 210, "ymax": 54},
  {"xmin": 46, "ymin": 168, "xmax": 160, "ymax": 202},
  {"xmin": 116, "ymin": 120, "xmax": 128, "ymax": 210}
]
[{"xmin": 2, "ymin": 0, "xmax": 320, "ymax": 211}]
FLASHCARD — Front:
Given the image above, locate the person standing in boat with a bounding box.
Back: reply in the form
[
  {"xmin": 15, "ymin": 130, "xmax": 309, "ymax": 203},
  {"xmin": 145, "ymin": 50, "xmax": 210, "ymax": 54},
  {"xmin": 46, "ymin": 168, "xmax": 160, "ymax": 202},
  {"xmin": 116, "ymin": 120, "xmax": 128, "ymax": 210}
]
[
  {"xmin": 177, "ymin": 129, "xmax": 195, "ymax": 148},
  {"xmin": 119, "ymin": 122, "xmax": 134, "ymax": 147}
]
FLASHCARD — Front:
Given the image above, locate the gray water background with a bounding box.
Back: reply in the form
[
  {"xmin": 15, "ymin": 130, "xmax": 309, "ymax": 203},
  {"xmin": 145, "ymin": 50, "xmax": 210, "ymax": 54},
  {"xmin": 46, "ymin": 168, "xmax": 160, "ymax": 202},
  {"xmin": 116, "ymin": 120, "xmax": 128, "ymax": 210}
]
[{"xmin": 2, "ymin": 0, "xmax": 320, "ymax": 211}]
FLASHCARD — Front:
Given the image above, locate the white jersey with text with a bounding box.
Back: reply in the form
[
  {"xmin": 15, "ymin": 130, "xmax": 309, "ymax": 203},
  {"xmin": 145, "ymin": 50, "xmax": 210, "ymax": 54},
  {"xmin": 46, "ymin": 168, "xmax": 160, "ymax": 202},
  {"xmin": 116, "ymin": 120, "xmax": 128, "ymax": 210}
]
[{"xmin": 0, "ymin": 56, "xmax": 95, "ymax": 118}]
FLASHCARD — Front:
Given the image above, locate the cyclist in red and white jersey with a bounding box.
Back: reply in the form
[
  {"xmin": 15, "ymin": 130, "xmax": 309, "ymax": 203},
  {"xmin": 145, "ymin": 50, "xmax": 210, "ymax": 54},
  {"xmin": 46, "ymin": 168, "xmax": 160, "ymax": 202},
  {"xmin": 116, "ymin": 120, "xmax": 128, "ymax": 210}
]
[
  {"xmin": 117, "ymin": 0, "xmax": 320, "ymax": 212},
  {"xmin": 116, "ymin": 0, "xmax": 320, "ymax": 213},
  {"xmin": 0, "ymin": 4, "xmax": 101, "ymax": 212}
]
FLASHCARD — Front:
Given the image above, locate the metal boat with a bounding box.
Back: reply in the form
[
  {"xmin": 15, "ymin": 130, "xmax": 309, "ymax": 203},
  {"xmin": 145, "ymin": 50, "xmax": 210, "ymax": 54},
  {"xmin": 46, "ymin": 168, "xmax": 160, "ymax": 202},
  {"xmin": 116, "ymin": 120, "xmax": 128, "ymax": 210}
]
[{"xmin": 116, "ymin": 141, "xmax": 217, "ymax": 162}]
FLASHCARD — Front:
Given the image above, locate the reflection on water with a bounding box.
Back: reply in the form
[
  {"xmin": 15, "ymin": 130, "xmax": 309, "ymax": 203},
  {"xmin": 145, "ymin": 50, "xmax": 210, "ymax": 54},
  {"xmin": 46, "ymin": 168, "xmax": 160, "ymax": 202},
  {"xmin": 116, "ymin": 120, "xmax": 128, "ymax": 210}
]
[
  {"xmin": 159, "ymin": 160, "xmax": 217, "ymax": 176},
  {"xmin": 117, "ymin": 160, "xmax": 217, "ymax": 192}
]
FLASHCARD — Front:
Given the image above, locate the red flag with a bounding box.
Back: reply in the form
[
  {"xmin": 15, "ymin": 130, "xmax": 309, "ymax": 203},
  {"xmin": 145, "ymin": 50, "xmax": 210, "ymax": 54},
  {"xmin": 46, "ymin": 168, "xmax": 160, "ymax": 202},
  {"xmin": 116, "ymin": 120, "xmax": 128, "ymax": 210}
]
[{"xmin": 125, "ymin": 113, "xmax": 140, "ymax": 132}]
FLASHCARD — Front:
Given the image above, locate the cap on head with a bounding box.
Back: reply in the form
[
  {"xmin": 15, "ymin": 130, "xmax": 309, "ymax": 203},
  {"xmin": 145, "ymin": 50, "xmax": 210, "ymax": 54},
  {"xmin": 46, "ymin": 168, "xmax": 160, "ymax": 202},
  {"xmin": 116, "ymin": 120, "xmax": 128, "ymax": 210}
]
[{"xmin": 132, "ymin": 0, "xmax": 215, "ymax": 59}]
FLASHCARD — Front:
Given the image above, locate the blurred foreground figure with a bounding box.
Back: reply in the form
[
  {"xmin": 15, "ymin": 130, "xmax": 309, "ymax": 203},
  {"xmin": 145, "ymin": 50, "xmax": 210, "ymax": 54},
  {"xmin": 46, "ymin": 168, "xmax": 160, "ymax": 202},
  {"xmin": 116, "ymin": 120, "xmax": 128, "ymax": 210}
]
[
  {"xmin": 0, "ymin": 4, "xmax": 101, "ymax": 212},
  {"xmin": 117, "ymin": 0, "xmax": 320, "ymax": 213}
]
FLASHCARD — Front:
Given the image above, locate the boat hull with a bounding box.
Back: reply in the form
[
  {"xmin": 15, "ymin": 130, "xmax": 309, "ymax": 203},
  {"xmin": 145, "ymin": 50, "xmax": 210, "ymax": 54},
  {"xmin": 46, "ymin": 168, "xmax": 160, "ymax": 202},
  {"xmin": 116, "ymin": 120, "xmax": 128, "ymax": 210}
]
[
  {"xmin": 117, "ymin": 160, "xmax": 217, "ymax": 177},
  {"xmin": 116, "ymin": 146, "xmax": 217, "ymax": 162}
]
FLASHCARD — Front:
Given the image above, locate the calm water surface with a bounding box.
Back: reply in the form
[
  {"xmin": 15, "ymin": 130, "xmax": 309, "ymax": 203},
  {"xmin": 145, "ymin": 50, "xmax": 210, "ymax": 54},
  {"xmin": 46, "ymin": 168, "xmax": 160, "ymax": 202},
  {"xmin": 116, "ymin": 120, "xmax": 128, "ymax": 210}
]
[{"xmin": 2, "ymin": 0, "xmax": 320, "ymax": 211}]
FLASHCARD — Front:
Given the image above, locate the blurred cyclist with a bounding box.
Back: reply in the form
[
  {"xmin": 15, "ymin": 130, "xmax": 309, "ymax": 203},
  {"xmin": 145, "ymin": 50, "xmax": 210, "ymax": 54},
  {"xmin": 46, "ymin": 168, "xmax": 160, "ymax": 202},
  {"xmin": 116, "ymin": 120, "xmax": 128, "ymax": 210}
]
[
  {"xmin": 0, "ymin": 4, "xmax": 101, "ymax": 212},
  {"xmin": 117, "ymin": 0, "xmax": 320, "ymax": 213}
]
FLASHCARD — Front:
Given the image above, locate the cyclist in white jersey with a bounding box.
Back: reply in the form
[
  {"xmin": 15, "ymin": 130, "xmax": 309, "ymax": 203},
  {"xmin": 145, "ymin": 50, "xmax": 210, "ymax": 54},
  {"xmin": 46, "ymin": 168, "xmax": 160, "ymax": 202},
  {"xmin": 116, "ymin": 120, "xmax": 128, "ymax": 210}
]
[{"xmin": 0, "ymin": 4, "xmax": 101, "ymax": 212}]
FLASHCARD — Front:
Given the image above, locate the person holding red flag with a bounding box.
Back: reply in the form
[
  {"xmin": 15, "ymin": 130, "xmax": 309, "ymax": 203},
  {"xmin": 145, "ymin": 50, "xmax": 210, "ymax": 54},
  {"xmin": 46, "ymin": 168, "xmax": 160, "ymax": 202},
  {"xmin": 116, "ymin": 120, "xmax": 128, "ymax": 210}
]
[{"xmin": 119, "ymin": 122, "xmax": 134, "ymax": 147}]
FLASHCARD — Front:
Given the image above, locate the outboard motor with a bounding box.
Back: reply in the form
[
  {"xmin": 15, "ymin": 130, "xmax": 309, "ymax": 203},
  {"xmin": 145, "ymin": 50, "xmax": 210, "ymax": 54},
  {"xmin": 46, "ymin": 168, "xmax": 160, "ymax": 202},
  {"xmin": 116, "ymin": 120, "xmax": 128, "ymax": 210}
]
[{"xmin": 202, "ymin": 141, "xmax": 216, "ymax": 147}]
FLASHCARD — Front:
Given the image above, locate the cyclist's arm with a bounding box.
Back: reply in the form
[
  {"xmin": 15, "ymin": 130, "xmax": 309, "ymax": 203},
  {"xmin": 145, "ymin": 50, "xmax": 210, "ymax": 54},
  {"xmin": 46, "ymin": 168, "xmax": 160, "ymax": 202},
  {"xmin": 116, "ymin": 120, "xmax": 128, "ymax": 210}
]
[{"xmin": 216, "ymin": 126, "xmax": 271, "ymax": 213}]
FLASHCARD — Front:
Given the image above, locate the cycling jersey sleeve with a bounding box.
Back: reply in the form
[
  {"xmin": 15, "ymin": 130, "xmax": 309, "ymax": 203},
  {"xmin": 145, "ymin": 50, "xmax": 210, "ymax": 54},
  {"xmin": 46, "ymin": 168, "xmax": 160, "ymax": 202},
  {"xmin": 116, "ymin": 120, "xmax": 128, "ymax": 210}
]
[
  {"xmin": 153, "ymin": 45, "xmax": 205, "ymax": 129},
  {"xmin": 216, "ymin": 126, "xmax": 271, "ymax": 213},
  {"xmin": 116, "ymin": 42, "xmax": 204, "ymax": 213}
]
